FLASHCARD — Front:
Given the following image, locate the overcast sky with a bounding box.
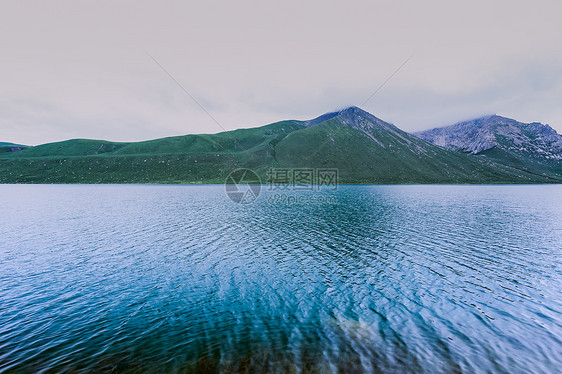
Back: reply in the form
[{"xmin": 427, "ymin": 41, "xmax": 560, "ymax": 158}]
[{"xmin": 2, "ymin": 0, "xmax": 562, "ymax": 145}]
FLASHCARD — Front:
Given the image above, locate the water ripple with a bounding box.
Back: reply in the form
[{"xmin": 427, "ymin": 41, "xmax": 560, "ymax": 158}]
[{"xmin": 0, "ymin": 184, "xmax": 561, "ymax": 373}]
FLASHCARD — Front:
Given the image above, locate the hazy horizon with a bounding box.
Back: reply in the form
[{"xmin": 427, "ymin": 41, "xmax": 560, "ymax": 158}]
[{"xmin": 2, "ymin": 0, "xmax": 562, "ymax": 145}]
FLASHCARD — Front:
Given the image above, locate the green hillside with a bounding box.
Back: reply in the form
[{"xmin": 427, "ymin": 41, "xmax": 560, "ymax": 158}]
[
  {"xmin": 1, "ymin": 107, "xmax": 560, "ymax": 184},
  {"xmin": 0, "ymin": 142, "xmax": 29, "ymax": 155},
  {"xmin": 274, "ymin": 119, "xmax": 532, "ymax": 183}
]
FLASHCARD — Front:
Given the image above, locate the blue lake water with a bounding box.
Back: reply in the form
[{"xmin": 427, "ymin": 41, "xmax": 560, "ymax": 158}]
[{"xmin": 0, "ymin": 184, "xmax": 561, "ymax": 373}]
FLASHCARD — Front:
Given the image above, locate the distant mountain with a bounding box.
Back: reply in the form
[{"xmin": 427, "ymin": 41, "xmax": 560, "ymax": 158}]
[
  {"xmin": 1, "ymin": 108, "xmax": 560, "ymax": 184},
  {"xmin": 415, "ymin": 115, "xmax": 562, "ymax": 180}
]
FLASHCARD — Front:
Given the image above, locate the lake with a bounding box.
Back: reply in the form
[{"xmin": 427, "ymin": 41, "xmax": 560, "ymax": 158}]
[{"xmin": 0, "ymin": 184, "xmax": 561, "ymax": 373}]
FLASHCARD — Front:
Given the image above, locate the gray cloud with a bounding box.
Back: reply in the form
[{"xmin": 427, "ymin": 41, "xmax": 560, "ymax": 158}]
[{"xmin": 1, "ymin": 0, "xmax": 561, "ymax": 145}]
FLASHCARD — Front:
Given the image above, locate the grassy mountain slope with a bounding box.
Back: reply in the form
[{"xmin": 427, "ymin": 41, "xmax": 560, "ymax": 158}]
[
  {"xmin": 0, "ymin": 142, "xmax": 29, "ymax": 155},
  {"xmin": 274, "ymin": 108, "xmax": 555, "ymax": 183},
  {"xmin": 1, "ymin": 108, "xmax": 560, "ymax": 184},
  {"xmin": 0, "ymin": 121, "xmax": 305, "ymax": 183}
]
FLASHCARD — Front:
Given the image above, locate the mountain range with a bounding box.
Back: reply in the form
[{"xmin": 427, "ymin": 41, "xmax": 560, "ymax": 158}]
[
  {"xmin": 1, "ymin": 107, "xmax": 561, "ymax": 184},
  {"xmin": 415, "ymin": 115, "xmax": 562, "ymax": 181}
]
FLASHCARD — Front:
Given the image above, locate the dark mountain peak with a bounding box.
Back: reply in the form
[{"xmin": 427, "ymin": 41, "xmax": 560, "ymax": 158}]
[
  {"xmin": 302, "ymin": 106, "xmax": 415, "ymax": 150},
  {"xmin": 306, "ymin": 106, "xmax": 371, "ymax": 124},
  {"xmin": 306, "ymin": 106, "xmax": 393, "ymax": 130},
  {"xmin": 338, "ymin": 105, "xmax": 365, "ymax": 114},
  {"xmin": 336, "ymin": 105, "xmax": 378, "ymax": 119}
]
